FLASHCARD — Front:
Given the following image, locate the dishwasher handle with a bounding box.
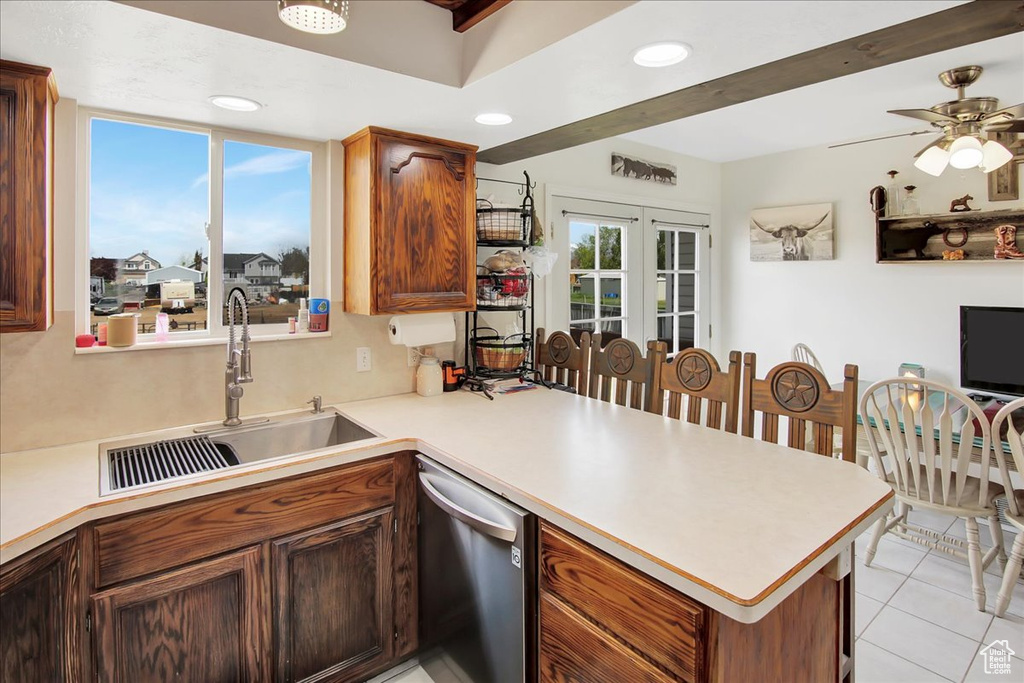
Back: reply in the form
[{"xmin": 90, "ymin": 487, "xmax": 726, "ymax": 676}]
[{"xmin": 419, "ymin": 472, "xmax": 518, "ymax": 543}]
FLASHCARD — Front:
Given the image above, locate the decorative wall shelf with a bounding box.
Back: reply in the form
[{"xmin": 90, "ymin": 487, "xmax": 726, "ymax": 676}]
[{"xmin": 874, "ymin": 207, "xmax": 1024, "ymax": 263}]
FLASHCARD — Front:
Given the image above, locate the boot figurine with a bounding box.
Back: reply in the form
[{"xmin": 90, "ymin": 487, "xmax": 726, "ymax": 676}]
[{"xmin": 994, "ymin": 224, "xmax": 1024, "ymax": 259}]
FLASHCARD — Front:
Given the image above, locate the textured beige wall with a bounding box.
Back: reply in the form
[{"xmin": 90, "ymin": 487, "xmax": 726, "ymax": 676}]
[{"xmin": 0, "ymin": 310, "xmax": 425, "ymax": 453}]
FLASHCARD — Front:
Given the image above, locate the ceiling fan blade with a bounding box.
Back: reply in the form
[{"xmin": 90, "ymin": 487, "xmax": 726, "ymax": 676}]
[
  {"xmin": 887, "ymin": 108, "xmax": 958, "ymax": 124},
  {"xmin": 913, "ymin": 136, "xmax": 946, "ymax": 158},
  {"xmin": 981, "ymin": 102, "xmax": 1024, "ymax": 123},
  {"xmin": 985, "ymin": 119, "xmax": 1024, "ymax": 133},
  {"xmin": 827, "ymin": 130, "xmax": 932, "ymax": 149}
]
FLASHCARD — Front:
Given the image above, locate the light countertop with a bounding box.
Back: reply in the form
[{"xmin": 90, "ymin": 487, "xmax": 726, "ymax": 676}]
[{"xmin": 0, "ymin": 388, "xmax": 892, "ymax": 623}]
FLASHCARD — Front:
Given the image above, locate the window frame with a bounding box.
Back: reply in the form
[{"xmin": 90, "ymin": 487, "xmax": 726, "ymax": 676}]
[
  {"xmin": 567, "ymin": 220, "xmax": 630, "ymax": 338},
  {"xmin": 76, "ymin": 108, "xmax": 328, "ymax": 346}
]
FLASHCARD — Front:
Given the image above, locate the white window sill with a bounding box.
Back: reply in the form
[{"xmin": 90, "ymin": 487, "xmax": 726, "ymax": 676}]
[{"xmin": 74, "ymin": 330, "xmax": 332, "ymax": 354}]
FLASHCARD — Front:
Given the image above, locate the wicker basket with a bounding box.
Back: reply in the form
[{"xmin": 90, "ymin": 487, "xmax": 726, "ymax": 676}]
[
  {"xmin": 476, "ymin": 199, "xmax": 532, "ymax": 243},
  {"xmin": 472, "ymin": 330, "xmax": 530, "ymax": 373}
]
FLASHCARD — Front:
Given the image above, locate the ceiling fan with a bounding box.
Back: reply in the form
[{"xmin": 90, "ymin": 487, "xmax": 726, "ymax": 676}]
[{"xmin": 831, "ymin": 65, "xmax": 1023, "ymax": 176}]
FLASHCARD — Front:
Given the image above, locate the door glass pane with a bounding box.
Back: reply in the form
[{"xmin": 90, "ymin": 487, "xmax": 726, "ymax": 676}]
[
  {"xmin": 222, "ymin": 140, "xmax": 312, "ymax": 325},
  {"xmin": 676, "ymin": 274, "xmax": 696, "ymax": 312},
  {"xmin": 678, "ymin": 231, "xmax": 697, "ymax": 270},
  {"xmin": 570, "ymin": 274, "xmax": 596, "ymax": 321},
  {"xmin": 656, "ymin": 230, "xmax": 669, "ymax": 270},
  {"xmin": 598, "ymin": 225, "xmax": 622, "ymax": 269},
  {"xmin": 599, "ymin": 319, "xmax": 623, "ymax": 338},
  {"xmin": 569, "ymin": 222, "xmax": 596, "ymax": 269},
  {"xmin": 89, "ymin": 118, "xmax": 210, "ymax": 336},
  {"xmin": 678, "ymin": 314, "xmax": 696, "ymax": 350},
  {"xmin": 657, "ymin": 274, "xmax": 674, "ymax": 312},
  {"xmin": 600, "ymin": 276, "xmax": 623, "ymax": 319},
  {"xmin": 657, "ymin": 315, "xmax": 673, "ymax": 345}
]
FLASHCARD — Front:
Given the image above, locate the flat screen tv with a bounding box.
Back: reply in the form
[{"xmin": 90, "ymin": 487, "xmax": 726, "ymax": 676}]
[{"xmin": 960, "ymin": 306, "xmax": 1024, "ymax": 397}]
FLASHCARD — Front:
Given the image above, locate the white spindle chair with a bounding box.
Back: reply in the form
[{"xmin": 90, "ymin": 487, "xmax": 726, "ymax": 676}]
[
  {"xmin": 992, "ymin": 397, "xmax": 1024, "ymax": 617},
  {"xmin": 860, "ymin": 379, "xmax": 1006, "ymax": 611},
  {"xmin": 792, "ymin": 343, "xmax": 825, "ymax": 376}
]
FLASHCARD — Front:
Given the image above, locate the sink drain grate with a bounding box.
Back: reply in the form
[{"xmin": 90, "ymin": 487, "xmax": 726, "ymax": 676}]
[{"xmin": 107, "ymin": 435, "xmax": 238, "ymax": 492}]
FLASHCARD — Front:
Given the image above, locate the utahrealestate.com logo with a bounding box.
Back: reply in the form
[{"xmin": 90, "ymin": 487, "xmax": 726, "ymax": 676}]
[{"xmin": 978, "ymin": 640, "xmax": 1015, "ymax": 675}]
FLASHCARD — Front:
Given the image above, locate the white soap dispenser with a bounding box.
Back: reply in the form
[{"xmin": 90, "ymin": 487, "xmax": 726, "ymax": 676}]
[{"xmin": 298, "ymin": 298, "xmax": 310, "ymax": 333}]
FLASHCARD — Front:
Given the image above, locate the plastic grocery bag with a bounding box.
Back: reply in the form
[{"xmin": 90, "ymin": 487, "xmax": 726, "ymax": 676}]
[{"xmin": 523, "ymin": 246, "xmax": 558, "ymax": 278}]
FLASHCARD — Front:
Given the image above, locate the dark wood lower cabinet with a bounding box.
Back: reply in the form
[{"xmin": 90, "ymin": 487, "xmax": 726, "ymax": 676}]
[
  {"xmin": 90, "ymin": 546, "xmax": 264, "ymax": 683},
  {"xmin": 272, "ymin": 508, "xmax": 395, "ymax": 683},
  {"xmin": 0, "ymin": 533, "xmax": 79, "ymax": 683}
]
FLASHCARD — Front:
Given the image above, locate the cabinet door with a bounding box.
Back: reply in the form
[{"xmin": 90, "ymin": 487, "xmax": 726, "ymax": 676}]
[
  {"xmin": 0, "ymin": 61, "xmax": 53, "ymax": 333},
  {"xmin": 375, "ymin": 135, "xmax": 475, "ymax": 313},
  {"xmin": 273, "ymin": 508, "xmax": 395, "ymax": 683},
  {"xmin": 0, "ymin": 534, "xmax": 78, "ymax": 683},
  {"xmin": 91, "ymin": 546, "xmax": 263, "ymax": 683}
]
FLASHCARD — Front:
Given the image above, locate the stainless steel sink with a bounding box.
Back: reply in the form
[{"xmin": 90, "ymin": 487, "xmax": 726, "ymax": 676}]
[
  {"xmin": 99, "ymin": 409, "xmax": 380, "ymax": 495},
  {"xmin": 210, "ymin": 410, "xmax": 379, "ymax": 464}
]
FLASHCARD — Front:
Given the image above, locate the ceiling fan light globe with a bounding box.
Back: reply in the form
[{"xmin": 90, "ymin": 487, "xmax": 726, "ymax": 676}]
[
  {"xmin": 279, "ymin": 0, "xmax": 348, "ymax": 35},
  {"xmin": 948, "ymin": 135, "xmax": 984, "ymax": 169},
  {"xmin": 914, "ymin": 146, "xmax": 950, "ymax": 176},
  {"xmin": 979, "ymin": 139, "xmax": 1013, "ymax": 173}
]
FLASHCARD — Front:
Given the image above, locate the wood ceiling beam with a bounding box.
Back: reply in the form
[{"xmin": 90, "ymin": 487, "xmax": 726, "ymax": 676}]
[
  {"xmin": 452, "ymin": 0, "xmax": 513, "ymax": 33},
  {"xmin": 478, "ymin": 1, "xmax": 1024, "ymax": 165}
]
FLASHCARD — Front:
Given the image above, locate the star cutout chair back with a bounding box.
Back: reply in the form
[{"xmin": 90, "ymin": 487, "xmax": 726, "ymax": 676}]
[
  {"xmin": 587, "ymin": 334, "xmax": 659, "ymax": 411},
  {"xmin": 647, "ymin": 347, "xmax": 742, "ymax": 433},
  {"xmin": 740, "ymin": 352, "xmax": 858, "ymax": 460}
]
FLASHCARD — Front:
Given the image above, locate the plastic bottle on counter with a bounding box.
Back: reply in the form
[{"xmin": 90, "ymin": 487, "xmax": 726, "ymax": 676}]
[
  {"xmin": 155, "ymin": 313, "xmax": 170, "ymax": 342},
  {"xmin": 416, "ymin": 356, "xmax": 443, "ymax": 397},
  {"xmin": 298, "ymin": 298, "xmax": 310, "ymax": 333}
]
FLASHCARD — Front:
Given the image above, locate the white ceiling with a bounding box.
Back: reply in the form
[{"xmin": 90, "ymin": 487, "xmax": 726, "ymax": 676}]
[{"xmin": 1, "ymin": 0, "xmax": 1020, "ymax": 163}]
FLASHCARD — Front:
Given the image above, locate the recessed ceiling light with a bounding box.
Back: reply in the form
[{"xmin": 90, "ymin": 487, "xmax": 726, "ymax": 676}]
[
  {"xmin": 208, "ymin": 95, "xmax": 263, "ymax": 112},
  {"xmin": 632, "ymin": 42, "xmax": 691, "ymax": 68},
  {"xmin": 475, "ymin": 113, "xmax": 513, "ymax": 126}
]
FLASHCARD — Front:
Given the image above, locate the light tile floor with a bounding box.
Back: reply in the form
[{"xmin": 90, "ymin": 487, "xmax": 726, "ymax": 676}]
[
  {"xmin": 381, "ymin": 507, "xmax": 1024, "ymax": 683},
  {"xmin": 855, "ymin": 508, "xmax": 1024, "ymax": 683}
]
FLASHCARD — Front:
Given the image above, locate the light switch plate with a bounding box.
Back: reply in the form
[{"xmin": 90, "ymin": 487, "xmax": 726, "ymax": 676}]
[{"xmin": 356, "ymin": 347, "xmax": 372, "ymax": 372}]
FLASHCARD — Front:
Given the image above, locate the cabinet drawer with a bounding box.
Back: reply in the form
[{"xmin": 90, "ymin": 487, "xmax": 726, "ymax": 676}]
[
  {"xmin": 540, "ymin": 523, "xmax": 704, "ymax": 682},
  {"xmin": 540, "ymin": 592, "xmax": 672, "ymax": 683},
  {"xmin": 95, "ymin": 457, "xmax": 394, "ymax": 587}
]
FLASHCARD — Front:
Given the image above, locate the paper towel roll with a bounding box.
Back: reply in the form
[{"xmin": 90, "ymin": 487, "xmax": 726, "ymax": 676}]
[{"xmin": 388, "ymin": 313, "xmax": 456, "ymax": 347}]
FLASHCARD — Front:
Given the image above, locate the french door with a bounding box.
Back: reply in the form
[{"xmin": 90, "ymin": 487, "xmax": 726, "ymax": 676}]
[{"xmin": 550, "ymin": 196, "xmax": 710, "ymax": 354}]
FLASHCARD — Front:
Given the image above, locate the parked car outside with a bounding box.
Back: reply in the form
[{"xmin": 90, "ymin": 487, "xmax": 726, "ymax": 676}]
[{"xmin": 93, "ymin": 297, "xmax": 123, "ymax": 315}]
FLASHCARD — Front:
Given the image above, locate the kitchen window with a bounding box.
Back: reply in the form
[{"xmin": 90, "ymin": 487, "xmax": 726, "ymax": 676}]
[{"xmin": 79, "ymin": 110, "xmax": 326, "ymax": 344}]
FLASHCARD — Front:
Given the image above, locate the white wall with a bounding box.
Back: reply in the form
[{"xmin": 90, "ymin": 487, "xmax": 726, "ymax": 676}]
[
  {"xmin": 720, "ymin": 136, "xmax": 1024, "ymax": 386},
  {"xmin": 476, "ymin": 136, "xmax": 722, "ymax": 357}
]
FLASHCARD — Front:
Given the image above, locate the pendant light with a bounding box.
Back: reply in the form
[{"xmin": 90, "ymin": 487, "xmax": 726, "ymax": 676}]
[{"xmin": 278, "ymin": 0, "xmax": 349, "ymax": 35}]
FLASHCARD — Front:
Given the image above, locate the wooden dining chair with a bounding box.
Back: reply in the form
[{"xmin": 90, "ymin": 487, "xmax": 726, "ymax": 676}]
[
  {"xmin": 534, "ymin": 328, "xmax": 591, "ymax": 395},
  {"xmin": 859, "ymin": 378, "xmax": 1006, "ymax": 611},
  {"xmin": 989, "ymin": 397, "xmax": 1024, "ymax": 617},
  {"xmin": 648, "ymin": 347, "xmax": 741, "ymax": 433},
  {"xmin": 587, "ymin": 335, "xmax": 660, "ymax": 411},
  {"xmin": 741, "ymin": 352, "xmax": 859, "ymax": 459}
]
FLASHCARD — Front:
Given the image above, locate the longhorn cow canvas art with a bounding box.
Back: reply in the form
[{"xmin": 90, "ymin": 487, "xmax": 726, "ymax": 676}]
[
  {"xmin": 611, "ymin": 153, "xmax": 677, "ymax": 185},
  {"xmin": 749, "ymin": 203, "xmax": 834, "ymax": 262}
]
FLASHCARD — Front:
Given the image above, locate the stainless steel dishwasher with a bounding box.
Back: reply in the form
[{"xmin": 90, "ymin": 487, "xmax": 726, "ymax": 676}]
[{"xmin": 417, "ymin": 455, "xmax": 534, "ymax": 683}]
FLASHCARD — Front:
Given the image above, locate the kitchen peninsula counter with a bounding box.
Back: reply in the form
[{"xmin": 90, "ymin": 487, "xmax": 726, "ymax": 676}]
[{"xmin": 1, "ymin": 388, "xmax": 892, "ymax": 623}]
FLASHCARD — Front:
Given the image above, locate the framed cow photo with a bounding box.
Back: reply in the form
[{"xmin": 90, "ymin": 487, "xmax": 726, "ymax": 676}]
[{"xmin": 749, "ymin": 203, "xmax": 834, "ymax": 262}]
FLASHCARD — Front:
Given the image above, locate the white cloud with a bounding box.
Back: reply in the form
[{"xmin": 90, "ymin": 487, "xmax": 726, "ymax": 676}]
[{"xmin": 190, "ymin": 149, "xmax": 310, "ymax": 189}]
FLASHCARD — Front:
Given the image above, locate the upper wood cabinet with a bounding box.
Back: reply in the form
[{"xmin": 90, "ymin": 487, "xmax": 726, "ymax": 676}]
[
  {"xmin": 0, "ymin": 60, "xmax": 56, "ymax": 333},
  {"xmin": 342, "ymin": 127, "xmax": 477, "ymax": 315}
]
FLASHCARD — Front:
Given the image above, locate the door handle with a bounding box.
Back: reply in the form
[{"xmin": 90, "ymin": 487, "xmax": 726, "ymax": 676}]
[{"xmin": 419, "ymin": 472, "xmax": 517, "ymax": 542}]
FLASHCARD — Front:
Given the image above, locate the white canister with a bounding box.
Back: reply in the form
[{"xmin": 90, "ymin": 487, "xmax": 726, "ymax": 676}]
[{"xmin": 416, "ymin": 356, "xmax": 443, "ymax": 397}]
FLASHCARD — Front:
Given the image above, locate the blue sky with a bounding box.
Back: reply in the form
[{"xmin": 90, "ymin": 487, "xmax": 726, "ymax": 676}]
[{"xmin": 90, "ymin": 118, "xmax": 311, "ymax": 268}]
